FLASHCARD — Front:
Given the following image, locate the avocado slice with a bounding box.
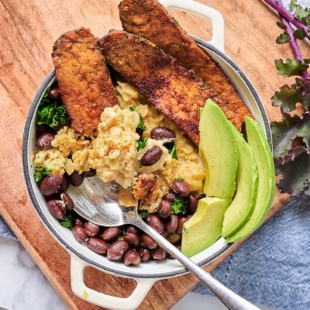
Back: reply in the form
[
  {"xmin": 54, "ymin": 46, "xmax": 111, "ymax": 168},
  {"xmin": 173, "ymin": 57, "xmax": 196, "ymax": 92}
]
[
  {"xmin": 181, "ymin": 197, "xmax": 230, "ymax": 257},
  {"xmin": 222, "ymin": 123, "xmax": 258, "ymax": 238},
  {"xmin": 226, "ymin": 117, "xmax": 276, "ymax": 242},
  {"xmin": 199, "ymin": 99, "xmax": 238, "ymax": 199}
]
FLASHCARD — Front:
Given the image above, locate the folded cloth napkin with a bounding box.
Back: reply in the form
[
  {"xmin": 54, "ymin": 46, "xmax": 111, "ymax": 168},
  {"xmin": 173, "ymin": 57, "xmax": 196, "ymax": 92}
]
[{"xmin": 193, "ymin": 195, "xmax": 310, "ymax": 310}]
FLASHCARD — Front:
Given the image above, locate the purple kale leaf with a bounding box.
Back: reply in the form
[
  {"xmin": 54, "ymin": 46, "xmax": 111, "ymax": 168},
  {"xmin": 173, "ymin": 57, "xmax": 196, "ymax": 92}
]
[
  {"xmin": 275, "ymin": 146, "xmax": 310, "ymax": 197},
  {"xmin": 271, "ymin": 112, "xmax": 310, "ymax": 159},
  {"xmin": 272, "ymin": 78, "xmax": 310, "ymax": 113},
  {"xmin": 275, "ymin": 59, "xmax": 309, "ymax": 77}
]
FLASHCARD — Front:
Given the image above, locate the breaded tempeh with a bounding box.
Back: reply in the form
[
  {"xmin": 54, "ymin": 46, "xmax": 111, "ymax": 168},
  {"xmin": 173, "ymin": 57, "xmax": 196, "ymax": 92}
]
[
  {"xmin": 52, "ymin": 28, "xmax": 118, "ymax": 137},
  {"xmin": 98, "ymin": 30, "xmax": 217, "ymax": 145},
  {"xmin": 119, "ymin": 0, "xmax": 252, "ymax": 130}
]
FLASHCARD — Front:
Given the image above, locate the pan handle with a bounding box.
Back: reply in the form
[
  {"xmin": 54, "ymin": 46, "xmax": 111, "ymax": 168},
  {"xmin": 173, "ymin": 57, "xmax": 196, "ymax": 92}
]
[
  {"xmin": 70, "ymin": 254, "xmax": 156, "ymax": 310},
  {"xmin": 159, "ymin": 0, "xmax": 225, "ymax": 53}
]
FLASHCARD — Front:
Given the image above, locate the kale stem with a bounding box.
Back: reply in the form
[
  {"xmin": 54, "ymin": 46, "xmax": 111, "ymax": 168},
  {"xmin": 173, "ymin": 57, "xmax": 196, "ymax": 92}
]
[
  {"xmin": 277, "ymin": 0, "xmax": 310, "ymax": 80},
  {"xmin": 264, "ymin": 0, "xmax": 310, "ymax": 41}
]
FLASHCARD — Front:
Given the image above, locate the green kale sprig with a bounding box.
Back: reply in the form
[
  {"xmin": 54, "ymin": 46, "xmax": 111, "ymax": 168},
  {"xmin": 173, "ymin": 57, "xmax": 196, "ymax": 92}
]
[{"xmin": 37, "ymin": 87, "xmax": 68, "ymax": 129}]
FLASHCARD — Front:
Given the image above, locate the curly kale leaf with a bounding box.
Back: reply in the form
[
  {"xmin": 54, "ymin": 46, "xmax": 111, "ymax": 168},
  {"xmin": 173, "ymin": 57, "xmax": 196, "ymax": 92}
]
[
  {"xmin": 271, "ymin": 112, "xmax": 310, "ymax": 159},
  {"xmin": 37, "ymin": 88, "xmax": 68, "ymax": 129},
  {"xmin": 58, "ymin": 212, "xmax": 73, "ymax": 230},
  {"xmin": 34, "ymin": 164, "xmax": 52, "ymax": 182},
  {"xmin": 272, "ymin": 78, "xmax": 310, "ymax": 112},
  {"xmin": 275, "ymin": 146, "xmax": 310, "ymax": 197},
  {"xmin": 275, "ymin": 59, "xmax": 309, "ymax": 77},
  {"xmin": 171, "ymin": 196, "xmax": 187, "ymax": 215},
  {"xmin": 137, "ymin": 137, "xmax": 148, "ymax": 151}
]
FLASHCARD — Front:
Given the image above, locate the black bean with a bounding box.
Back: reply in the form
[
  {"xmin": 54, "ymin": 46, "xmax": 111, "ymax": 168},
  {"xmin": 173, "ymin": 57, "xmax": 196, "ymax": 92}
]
[
  {"xmin": 36, "ymin": 133, "xmax": 55, "ymax": 150},
  {"xmin": 158, "ymin": 200, "xmax": 171, "ymax": 219},
  {"xmin": 87, "ymin": 238, "xmax": 108, "ymax": 254},
  {"xmin": 60, "ymin": 192, "xmax": 74, "ymax": 211},
  {"xmin": 73, "ymin": 217, "xmax": 84, "ymax": 227},
  {"xmin": 84, "ymin": 222, "xmax": 101, "ymax": 237},
  {"xmin": 187, "ymin": 195, "xmax": 198, "ymax": 214},
  {"xmin": 124, "ymin": 232, "xmax": 141, "ymax": 248},
  {"xmin": 107, "ymin": 240, "xmax": 129, "ymax": 260},
  {"xmin": 150, "ymin": 126, "xmax": 176, "ymax": 141},
  {"xmin": 165, "ymin": 215, "xmax": 179, "ymax": 233},
  {"xmin": 146, "ymin": 214, "xmax": 164, "ymax": 234},
  {"xmin": 140, "ymin": 146, "xmax": 162, "ymax": 166},
  {"xmin": 72, "ymin": 226, "xmax": 87, "ymax": 242},
  {"xmin": 47, "ymin": 199, "xmax": 66, "ymax": 220},
  {"xmin": 163, "ymin": 192, "xmax": 176, "ymax": 202},
  {"xmin": 141, "ymin": 234, "xmax": 158, "ymax": 250},
  {"xmin": 151, "ymin": 247, "xmax": 167, "ymax": 260},
  {"xmin": 126, "ymin": 226, "xmax": 140, "ymax": 235},
  {"xmin": 40, "ymin": 174, "xmax": 64, "ymax": 196},
  {"xmin": 48, "ymin": 86, "xmax": 61, "ymax": 100},
  {"xmin": 84, "ymin": 168, "xmax": 96, "ymax": 178},
  {"xmin": 101, "ymin": 227, "xmax": 121, "ymax": 242},
  {"xmin": 171, "ymin": 179, "xmax": 190, "ymax": 197},
  {"xmin": 176, "ymin": 216, "xmax": 190, "ymax": 235},
  {"xmin": 123, "ymin": 249, "xmax": 141, "ymax": 266},
  {"xmin": 69, "ymin": 171, "xmax": 84, "ymax": 186},
  {"xmin": 138, "ymin": 248, "xmax": 151, "ymax": 262}
]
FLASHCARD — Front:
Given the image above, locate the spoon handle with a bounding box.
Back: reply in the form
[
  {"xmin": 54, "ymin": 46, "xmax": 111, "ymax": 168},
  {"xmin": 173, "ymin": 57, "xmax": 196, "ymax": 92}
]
[{"xmin": 133, "ymin": 218, "xmax": 260, "ymax": 310}]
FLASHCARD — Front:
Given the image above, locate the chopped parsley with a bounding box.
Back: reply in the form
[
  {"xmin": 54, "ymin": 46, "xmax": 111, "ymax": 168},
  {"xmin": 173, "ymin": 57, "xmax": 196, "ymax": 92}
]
[
  {"xmin": 139, "ymin": 210, "xmax": 149, "ymax": 219},
  {"xmin": 170, "ymin": 196, "xmax": 187, "ymax": 215},
  {"xmin": 165, "ymin": 143, "xmax": 178, "ymax": 160},
  {"xmin": 137, "ymin": 137, "xmax": 148, "ymax": 151},
  {"xmin": 58, "ymin": 213, "xmax": 73, "ymax": 230},
  {"xmin": 182, "ymin": 227, "xmax": 188, "ymax": 234},
  {"xmin": 140, "ymin": 242, "xmax": 146, "ymax": 248},
  {"xmin": 36, "ymin": 87, "xmax": 68, "ymax": 129},
  {"xmin": 129, "ymin": 106, "xmax": 136, "ymax": 111},
  {"xmin": 34, "ymin": 164, "xmax": 52, "ymax": 182},
  {"xmin": 137, "ymin": 113, "xmax": 146, "ymax": 131}
]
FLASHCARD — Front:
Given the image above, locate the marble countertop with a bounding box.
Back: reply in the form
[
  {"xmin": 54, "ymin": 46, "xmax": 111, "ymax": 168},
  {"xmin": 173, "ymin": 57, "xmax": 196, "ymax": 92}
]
[{"xmin": 0, "ymin": 236, "xmax": 274, "ymax": 310}]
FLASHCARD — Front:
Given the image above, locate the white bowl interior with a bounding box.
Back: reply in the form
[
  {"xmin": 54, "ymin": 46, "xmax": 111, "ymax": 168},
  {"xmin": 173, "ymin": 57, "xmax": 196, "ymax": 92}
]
[{"xmin": 23, "ymin": 41, "xmax": 270, "ymax": 280}]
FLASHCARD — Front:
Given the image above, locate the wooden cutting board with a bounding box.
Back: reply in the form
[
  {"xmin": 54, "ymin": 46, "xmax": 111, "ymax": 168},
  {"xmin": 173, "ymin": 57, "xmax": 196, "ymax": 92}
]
[{"xmin": 0, "ymin": 0, "xmax": 308, "ymax": 309}]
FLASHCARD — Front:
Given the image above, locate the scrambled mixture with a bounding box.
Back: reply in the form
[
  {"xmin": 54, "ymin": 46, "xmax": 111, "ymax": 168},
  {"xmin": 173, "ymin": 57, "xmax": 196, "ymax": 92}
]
[{"xmin": 34, "ymin": 81, "xmax": 205, "ymax": 213}]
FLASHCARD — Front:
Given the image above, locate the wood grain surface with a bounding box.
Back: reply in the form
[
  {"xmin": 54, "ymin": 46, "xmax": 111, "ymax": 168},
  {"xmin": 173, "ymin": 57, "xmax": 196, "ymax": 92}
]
[{"xmin": 0, "ymin": 0, "xmax": 308, "ymax": 309}]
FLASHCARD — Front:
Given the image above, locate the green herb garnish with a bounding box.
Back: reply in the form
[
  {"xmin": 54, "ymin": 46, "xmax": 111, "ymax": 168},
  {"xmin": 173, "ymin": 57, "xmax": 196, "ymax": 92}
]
[
  {"xmin": 129, "ymin": 106, "xmax": 136, "ymax": 111},
  {"xmin": 182, "ymin": 227, "xmax": 188, "ymax": 234},
  {"xmin": 170, "ymin": 196, "xmax": 187, "ymax": 215},
  {"xmin": 140, "ymin": 242, "xmax": 146, "ymax": 248},
  {"xmin": 137, "ymin": 137, "xmax": 148, "ymax": 151},
  {"xmin": 140, "ymin": 210, "xmax": 149, "ymax": 219},
  {"xmin": 36, "ymin": 87, "xmax": 68, "ymax": 128},
  {"xmin": 34, "ymin": 164, "xmax": 52, "ymax": 182},
  {"xmin": 137, "ymin": 113, "xmax": 146, "ymax": 131},
  {"xmin": 165, "ymin": 143, "xmax": 178, "ymax": 160},
  {"xmin": 58, "ymin": 213, "xmax": 73, "ymax": 230}
]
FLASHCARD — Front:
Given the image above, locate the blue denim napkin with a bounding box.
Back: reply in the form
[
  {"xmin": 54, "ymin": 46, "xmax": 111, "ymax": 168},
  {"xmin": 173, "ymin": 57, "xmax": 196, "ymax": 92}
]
[
  {"xmin": 0, "ymin": 217, "xmax": 17, "ymax": 240},
  {"xmin": 2, "ymin": 196, "xmax": 309, "ymax": 310},
  {"xmin": 193, "ymin": 195, "xmax": 310, "ymax": 310}
]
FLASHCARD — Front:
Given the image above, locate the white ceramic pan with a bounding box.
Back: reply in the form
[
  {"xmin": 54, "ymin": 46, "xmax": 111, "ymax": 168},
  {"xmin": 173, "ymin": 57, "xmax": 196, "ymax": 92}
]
[{"xmin": 22, "ymin": 0, "xmax": 271, "ymax": 309}]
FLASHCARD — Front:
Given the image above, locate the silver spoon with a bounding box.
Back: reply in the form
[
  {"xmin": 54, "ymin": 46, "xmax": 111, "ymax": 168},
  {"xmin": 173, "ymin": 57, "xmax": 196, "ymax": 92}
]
[{"xmin": 72, "ymin": 178, "xmax": 260, "ymax": 310}]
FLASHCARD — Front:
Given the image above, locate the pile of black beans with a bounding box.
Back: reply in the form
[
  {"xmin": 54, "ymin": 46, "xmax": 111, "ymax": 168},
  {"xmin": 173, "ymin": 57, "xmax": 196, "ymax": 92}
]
[{"xmin": 35, "ymin": 88, "xmax": 200, "ymax": 265}]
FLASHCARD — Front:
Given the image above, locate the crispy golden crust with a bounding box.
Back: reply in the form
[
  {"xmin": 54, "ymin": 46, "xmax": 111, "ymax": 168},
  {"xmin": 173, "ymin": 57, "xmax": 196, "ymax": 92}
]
[
  {"xmin": 52, "ymin": 28, "xmax": 118, "ymax": 137},
  {"xmin": 132, "ymin": 172, "xmax": 157, "ymax": 201},
  {"xmin": 119, "ymin": 0, "xmax": 252, "ymax": 130},
  {"xmin": 132, "ymin": 172, "xmax": 163, "ymax": 207},
  {"xmin": 98, "ymin": 30, "xmax": 216, "ymax": 145}
]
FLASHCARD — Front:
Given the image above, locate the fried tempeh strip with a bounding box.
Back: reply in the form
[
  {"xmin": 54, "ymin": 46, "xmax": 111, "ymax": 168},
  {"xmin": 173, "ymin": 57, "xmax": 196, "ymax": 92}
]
[
  {"xmin": 52, "ymin": 28, "xmax": 118, "ymax": 137},
  {"xmin": 119, "ymin": 0, "xmax": 252, "ymax": 130},
  {"xmin": 98, "ymin": 30, "xmax": 216, "ymax": 145}
]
